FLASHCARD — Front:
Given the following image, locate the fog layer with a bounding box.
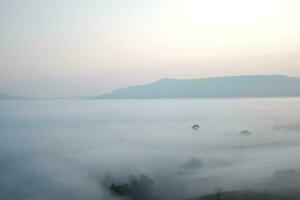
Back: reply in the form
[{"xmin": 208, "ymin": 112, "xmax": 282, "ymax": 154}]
[{"xmin": 1, "ymin": 98, "xmax": 300, "ymax": 199}]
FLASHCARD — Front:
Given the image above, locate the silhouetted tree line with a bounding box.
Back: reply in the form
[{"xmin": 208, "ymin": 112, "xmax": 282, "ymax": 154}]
[{"xmin": 109, "ymin": 174, "xmax": 155, "ymax": 200}]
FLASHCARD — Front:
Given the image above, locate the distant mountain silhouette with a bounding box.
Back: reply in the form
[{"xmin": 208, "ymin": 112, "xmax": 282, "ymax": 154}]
[
  {"xmin": 93, "ymin": 75, "xmax": 300, "ymax": 99},
  {"xmin": 0, "ymin": 93, "xmax": 29, "ymax": 100}
]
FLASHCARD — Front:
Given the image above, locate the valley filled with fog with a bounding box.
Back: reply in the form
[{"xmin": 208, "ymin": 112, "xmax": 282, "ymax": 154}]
[{"xmin": 1, "ymin": 98, "xmax": 300, "ymax": 200}]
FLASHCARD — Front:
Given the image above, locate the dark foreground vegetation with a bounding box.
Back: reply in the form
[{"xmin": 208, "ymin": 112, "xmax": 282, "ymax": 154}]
[
  {"xmin": 106, "ymin": 171, "xmax": 300, "ymax": 200},
  {"xmin": 108, "ymin": 174, "xmax": 156, "ymax": 200},
  {"xmin": 190, "ymin": 191, "xmax": 285, "ymax": 200}
]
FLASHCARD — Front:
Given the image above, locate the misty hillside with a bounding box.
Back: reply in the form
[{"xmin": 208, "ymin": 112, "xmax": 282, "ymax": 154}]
[{"xmin": 94, "ymin": 75, "xmax": 300, "ymax": 99}]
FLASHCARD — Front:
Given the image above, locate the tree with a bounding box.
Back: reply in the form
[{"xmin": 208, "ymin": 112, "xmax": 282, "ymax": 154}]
[{"xmin": 109, "ymin": 174, "xmax": 155, "ymax": 200}]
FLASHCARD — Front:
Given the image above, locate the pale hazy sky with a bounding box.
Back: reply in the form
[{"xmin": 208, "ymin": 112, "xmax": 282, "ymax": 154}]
[{"xmin": 1, "ymin": 0, "xmax": 300, "ymax": 97}]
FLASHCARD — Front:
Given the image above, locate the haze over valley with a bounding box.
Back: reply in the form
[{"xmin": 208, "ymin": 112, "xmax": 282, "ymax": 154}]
[{"xmin": 1, "ymin": 0, "xmax": 300, "ymax": 199}]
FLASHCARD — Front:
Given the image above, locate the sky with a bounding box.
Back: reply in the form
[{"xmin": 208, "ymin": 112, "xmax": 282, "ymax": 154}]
[{"xmin": 1, "ymin": 0, "xmax": 300, "ymax": 97}]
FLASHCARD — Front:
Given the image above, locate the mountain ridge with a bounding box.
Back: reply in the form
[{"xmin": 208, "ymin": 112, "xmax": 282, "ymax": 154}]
[
  {"xmin": 0, "ymin": 93, "xmax": 30, "ymax": 100},
  {"xmin": 93, "ymin": 75, "xmax": 300, "ymax": 99}
]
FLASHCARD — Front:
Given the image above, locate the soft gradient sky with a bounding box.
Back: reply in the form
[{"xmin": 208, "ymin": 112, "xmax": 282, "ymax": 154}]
[{"xmin": 1, "ymin": 0, "xmax": 300, "ymax": 97}]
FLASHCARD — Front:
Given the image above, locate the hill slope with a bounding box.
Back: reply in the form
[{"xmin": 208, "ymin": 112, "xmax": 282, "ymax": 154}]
[{"xmin": 94, "ymin": 75, "xmax": 300, "ymax": 99}]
